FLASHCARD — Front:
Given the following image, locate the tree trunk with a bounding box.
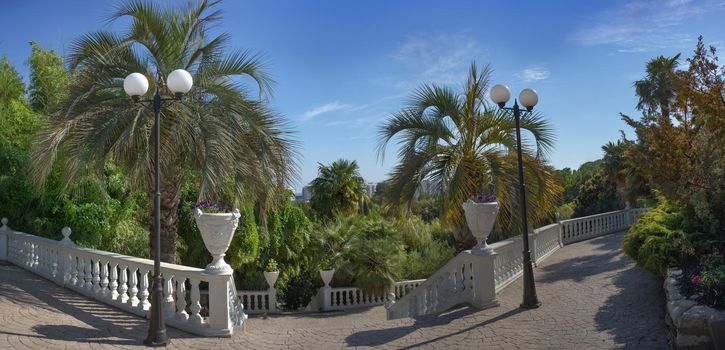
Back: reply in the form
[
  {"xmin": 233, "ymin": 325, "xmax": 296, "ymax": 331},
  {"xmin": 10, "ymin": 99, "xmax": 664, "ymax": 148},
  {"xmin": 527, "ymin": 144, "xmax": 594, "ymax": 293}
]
[
  {"xmin": 148, "ymin": 170, "xmax": 184, "ymax": 264},
  {"xmin": 452, "ymin": 225, "xmax": 477, "ymax": 253}
]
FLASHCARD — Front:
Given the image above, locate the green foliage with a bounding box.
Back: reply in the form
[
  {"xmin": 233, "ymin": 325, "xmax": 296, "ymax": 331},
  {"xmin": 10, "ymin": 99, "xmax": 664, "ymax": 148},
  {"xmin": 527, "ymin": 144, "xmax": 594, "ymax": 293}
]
[
  {"xmin": 278, "ymin": 267, "xmax": 321, "ymax": 311},
  {"xmin": 265, "ymin": 259, "xmax": 278, "ymax": 272},
  {"xmin": 309, "ymin": 159, "xmax": 367, "ymax": 220},
  {"xmin": 573, "ymin": 173, "xmax": 622, "ymax": 217},
  {"xmin": 310, "ymin": 215, "xmax": 454, "ymax": 295},
  {"xmin": 0, "ymin": 57, "xmax": 25, "ymax": 103},
  {"xmin": 27, "ymin": 41, "xmax": 70, "ymax": 114},
  {"xmin": 622, "ymin": 199, "xmax": 686, "ymax": 276}
]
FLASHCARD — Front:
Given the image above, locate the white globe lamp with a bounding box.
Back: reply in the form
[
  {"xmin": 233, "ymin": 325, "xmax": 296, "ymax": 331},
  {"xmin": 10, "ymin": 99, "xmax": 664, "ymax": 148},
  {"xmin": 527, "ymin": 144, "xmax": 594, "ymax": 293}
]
[
  {"xmin": 490, "ymin": 84, "xmax": 511, "ymax": 107},
  {"xmin": 123, "ymin": 73, "xmax": 149, "ymax": 98},
  {"xmin": 167, "ymin": 69, "xmax": 193, "ymax": 97},
  {"xmin": 519, "ymin": 88, "xmax": 539, "ymax": 111}
]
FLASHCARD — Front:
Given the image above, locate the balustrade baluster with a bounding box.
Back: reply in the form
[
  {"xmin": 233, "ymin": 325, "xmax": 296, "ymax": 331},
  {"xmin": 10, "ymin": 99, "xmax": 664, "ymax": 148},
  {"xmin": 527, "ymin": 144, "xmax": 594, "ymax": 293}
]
[
  {"xmin": 129, "ymin": 267, "xmax": 139, "ymax": 307},
  {"xmin": 189, "ymin": 278, "xmax": 203, "ymax": 324},
  {"xmin": 175, "ymin": 278, "xmax": 188, "ymax": 321},
  {"xmin": 84, "ymin": 258, "xmax": 93, "ymax": 290},
  {"xmin": 119, "ymin": 266, "xmax": 129, "ymax": 304},
  {"xmin": 100, "ymin": 262, "xmax": 109, "ymax": 296},
  {"xmin": 92, "ymin": 260, "xmax": 101, "ymax": 294},
  {"xmin": 138, "ymin": 268, "xmax": 150, "ymax": 311},
  {"xmin": 109, "ymin": 263, "xmax": 118, "ymax": 300},
  {"xmin": 163, "ymin": 275, "xmax": 175, "ymax": 317}
]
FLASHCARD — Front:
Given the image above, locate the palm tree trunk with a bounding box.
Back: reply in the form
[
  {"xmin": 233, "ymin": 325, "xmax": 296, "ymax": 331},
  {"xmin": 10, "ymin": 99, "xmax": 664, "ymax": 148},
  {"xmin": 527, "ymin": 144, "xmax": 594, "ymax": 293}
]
[
  {"xmin": 452, "ymin": 225, "xmax": 477, "ymax": 252},
  {"xmin": 149, "ymin": 171, "xmax": 184, "ymax": 263}
]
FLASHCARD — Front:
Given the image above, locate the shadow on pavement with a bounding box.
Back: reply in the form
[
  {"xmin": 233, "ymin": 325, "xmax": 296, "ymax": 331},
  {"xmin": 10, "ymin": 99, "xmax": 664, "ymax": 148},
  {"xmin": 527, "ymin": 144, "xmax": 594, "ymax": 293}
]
[
  {"xmin": 0, "ymin": 265, "xmax": 194, "ymax": 346},
  {"xmin": 594, "ymin": 260, "xmax": 669, "ymax": 349},
  {"xmin": 536, "ymin": 232, "xmax": 630, "ymax": 284},
  {"xmin": 345, "ymin": 305, "xmax": 525, "ymax": 347}
]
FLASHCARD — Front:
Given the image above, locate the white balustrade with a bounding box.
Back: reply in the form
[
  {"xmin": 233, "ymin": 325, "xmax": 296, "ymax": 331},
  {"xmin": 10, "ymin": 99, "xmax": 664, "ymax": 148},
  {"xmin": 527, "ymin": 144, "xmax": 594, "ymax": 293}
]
[
  {"xmin": 532, "ymin": 223, "xmax": 562, "ymax": 265},
  {"xmin": 387, "ymin": 252, "xmax": 497, "ymax": 319},
  {"xmin": 560, "ymin": 208, "xmax": 646, "ymax": 245},
  {"xmin": 236, "ymin": 291, "xmax": 272, "ymax": 314},
  {"xmin": 0, "ymin": 222, "xmax": 243, "ymax": 337}
]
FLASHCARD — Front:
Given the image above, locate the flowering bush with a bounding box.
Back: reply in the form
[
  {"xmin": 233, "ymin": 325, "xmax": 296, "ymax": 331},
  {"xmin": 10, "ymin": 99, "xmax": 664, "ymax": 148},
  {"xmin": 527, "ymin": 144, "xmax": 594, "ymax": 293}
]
[
  {"xmin": 470, "ymin": 193, "xmax": 497, "ymax": 203},
  {"xmin": 192, "ymin": 200, "xmax": 231, "ymax": 213}
]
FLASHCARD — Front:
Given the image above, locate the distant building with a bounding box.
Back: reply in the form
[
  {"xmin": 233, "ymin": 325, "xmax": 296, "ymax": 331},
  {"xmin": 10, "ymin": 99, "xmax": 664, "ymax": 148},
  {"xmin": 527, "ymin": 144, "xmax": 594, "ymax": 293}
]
[
  {"xmin": 301, "ymin": 185, "xmax": 313, "ymax": 202},
  {"xmin": 364, "ymin": 182, "xmax": 377, "ymax": 197}
]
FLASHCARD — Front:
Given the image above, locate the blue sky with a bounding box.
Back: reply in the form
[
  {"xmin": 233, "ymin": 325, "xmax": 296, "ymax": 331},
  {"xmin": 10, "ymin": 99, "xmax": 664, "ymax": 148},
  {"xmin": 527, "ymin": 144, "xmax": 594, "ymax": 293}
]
[{"xmin": 2, "ymin": 0, "xmax": 724, "ymax": 192}]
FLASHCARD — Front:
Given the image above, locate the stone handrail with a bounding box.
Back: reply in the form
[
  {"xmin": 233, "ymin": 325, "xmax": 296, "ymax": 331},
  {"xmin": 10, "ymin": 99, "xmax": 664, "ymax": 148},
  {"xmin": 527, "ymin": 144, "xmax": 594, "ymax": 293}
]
[
  {"xmin": 387, "ymin": 207, "xmax": 650, "ymax": 319},
  {"xmin": 490, "ymin": 236, "xmax": 525, "ymax": 293},
  {"xmin": 386, "ymin": 251, "xmax": 497, "ymax": 319},
  {"xmin": 0, "ymin": 221, "xmax": 243, "ymax": 337},
  {"xmin": 318, "ymin": 279, "xmax": 425, "ymax": 311},
  {"xmin": 237, "ymin": 290, "xmax": 273, "ymax": 314},
  {"xmin": 561, "ymin": 209, "xmax": 635, "ymax": 244}
]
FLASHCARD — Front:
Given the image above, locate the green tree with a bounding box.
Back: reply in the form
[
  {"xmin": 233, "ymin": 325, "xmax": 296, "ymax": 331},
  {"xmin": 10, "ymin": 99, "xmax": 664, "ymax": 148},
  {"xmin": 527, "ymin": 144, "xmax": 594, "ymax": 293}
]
[
  {"xmin": 377, "ymin": 62, "xmax": 560, "ymax": 250},
  {"xmin": 309, "ymin": 159, "xmax": 366, "ymax": 220},
  {"xmin": 29, "ymin": 0, "xmax": 297, "ymax": 263},
  {"xmin": 0, "ymin": 57, "xmax": 25, "ymax": 103},
  {"xmin": 27, "ymin": 41, "xmax": 70, "ymax": 114},
  {"xmin": 634, "ymin": 54, "xmax": 681, "ymax": 117}
]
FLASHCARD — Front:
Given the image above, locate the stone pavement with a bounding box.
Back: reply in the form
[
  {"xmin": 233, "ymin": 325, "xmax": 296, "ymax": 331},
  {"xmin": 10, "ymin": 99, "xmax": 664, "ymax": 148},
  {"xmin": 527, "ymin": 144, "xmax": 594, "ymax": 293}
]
[{"xmin": 0, "ymin": 231, "xmax": 669, "ymax": 349}]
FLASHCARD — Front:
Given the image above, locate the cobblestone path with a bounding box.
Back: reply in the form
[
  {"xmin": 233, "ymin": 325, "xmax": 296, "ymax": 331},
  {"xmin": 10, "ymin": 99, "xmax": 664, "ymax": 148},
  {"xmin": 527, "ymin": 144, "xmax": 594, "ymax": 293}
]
[{"xmin": 0, "ymin": 231, "xmax": 668, "ymax": 349}]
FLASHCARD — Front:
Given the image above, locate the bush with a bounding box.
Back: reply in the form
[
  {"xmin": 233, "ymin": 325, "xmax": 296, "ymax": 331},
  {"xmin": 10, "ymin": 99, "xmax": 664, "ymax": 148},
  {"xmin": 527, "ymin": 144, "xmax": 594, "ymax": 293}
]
[
  {"xmin": 622, "ymin": 198, "xmax": 687, "ymax": 276},
  {"xmin": 278, "ymin": 267, "xmax": 321, "ymax": 311}
]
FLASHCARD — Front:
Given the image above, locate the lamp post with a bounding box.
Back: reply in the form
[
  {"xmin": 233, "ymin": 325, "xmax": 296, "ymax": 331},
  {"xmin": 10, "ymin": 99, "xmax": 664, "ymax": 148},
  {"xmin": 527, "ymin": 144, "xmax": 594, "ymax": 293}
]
[
  {"xmin": 490, "ymin": 84, "xmax": 541, "ymax": 309},
  {"xmin": 123, "ymin": 69, "xmax": 193, "ymax": 346}
]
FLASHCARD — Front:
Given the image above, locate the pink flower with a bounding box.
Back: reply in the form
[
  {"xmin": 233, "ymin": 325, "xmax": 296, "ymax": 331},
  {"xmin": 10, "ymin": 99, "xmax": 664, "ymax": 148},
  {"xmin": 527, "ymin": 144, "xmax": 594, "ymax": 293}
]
[{"xmin": 691, "ymin": 275, "xmax": 703, "ymax": 286}]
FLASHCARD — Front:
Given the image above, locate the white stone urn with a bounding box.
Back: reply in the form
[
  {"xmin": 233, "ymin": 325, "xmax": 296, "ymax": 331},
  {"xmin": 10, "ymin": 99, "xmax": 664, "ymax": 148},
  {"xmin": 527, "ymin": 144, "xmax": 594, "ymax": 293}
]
[
  {"xmin": 462, "ymin": 200, "xmax": 499, "ymax": 255},
  {"xmin": 263, "ymin": 270, "xmax": 280, "ymax": 287},
  {"xmin": 320, "ymin": 269, "xmax": 335, "ymax": 287},
  {"xmin": 194, "ymin": 208, "xmax": 241, "ymax": 274}
]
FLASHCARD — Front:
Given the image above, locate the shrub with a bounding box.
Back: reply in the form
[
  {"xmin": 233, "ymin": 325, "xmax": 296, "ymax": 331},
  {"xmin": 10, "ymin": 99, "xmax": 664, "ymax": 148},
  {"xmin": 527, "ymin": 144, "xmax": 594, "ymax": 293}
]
[
  {"xmin": 278, "ymin": 267, "xmax": 321, "ymax": 311},
  {"xmin": 622, "ymin": 198, "xmax": 687, "ymax": 276}
]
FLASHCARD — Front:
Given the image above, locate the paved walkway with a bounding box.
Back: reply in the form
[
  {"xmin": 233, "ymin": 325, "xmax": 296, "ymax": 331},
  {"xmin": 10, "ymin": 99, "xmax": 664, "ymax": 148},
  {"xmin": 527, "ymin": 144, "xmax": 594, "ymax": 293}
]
[{"xmin": 0, "ymin": 231, "xmax": 669, "ymax": 349}]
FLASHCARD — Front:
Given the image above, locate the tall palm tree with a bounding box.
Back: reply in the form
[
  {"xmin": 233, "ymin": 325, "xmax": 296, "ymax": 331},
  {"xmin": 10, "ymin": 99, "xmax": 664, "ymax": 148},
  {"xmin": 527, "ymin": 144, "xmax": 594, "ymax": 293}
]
[
  {"xmin": 29, "ymin": 0, "xmax": 298, "ymax": 263},
  {"xmin": 634, "ymin": 54, "xmax": 681, "ymax": 118},
  {"xmin": 309, "ymin": 159, "xmax": 367, "ymax": 220},
  {"xmin": 377, "ymin": 62, "xmax": 560, "ymax": 249}
]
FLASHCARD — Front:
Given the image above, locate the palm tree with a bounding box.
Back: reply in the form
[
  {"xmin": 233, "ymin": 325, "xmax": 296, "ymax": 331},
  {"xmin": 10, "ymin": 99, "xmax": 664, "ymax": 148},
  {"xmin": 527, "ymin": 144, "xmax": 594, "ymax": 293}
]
[
  {"xmin": 634, "ymin": 54, "xmax": 681, "ymax": 118},
  {"xmin": 377, "ymin": 62, "xmax": 560, "ymax": 250},
  {"xmin": 29, "ymin": 0, "xmax": 297, "ymax": 263},
  {"xmin": 309, "ymin": 159, "xmax": 367, "ymax": 220}
]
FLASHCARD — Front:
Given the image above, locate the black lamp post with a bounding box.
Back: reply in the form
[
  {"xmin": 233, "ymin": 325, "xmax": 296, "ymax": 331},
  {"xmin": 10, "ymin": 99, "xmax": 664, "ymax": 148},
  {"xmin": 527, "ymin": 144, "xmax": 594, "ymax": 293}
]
[
  {"xmin": 490, "ymin": 84, "xmax": 541, "ymax": 309},
  {"xmin": 123, "ymin": 69, "xmax": 194, "ymax": 346}
]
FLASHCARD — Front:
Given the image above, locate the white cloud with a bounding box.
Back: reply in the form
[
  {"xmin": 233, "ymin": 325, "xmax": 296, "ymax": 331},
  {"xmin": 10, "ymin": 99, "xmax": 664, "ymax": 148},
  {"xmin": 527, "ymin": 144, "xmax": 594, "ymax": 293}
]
[
  {"xmin": 571, "ymin": 0, "xmax": 725, "ymax": 52},
  {"xmin": 515, "ymin": 65, "xmax": 550, "ymax": 82},
  {"xmin": 390, "ymin": 34, "xmax": 484, "ymax": 88},
  {"xmin": 300, "ymin": 101, "xmax": 351, "ymax": 121}
]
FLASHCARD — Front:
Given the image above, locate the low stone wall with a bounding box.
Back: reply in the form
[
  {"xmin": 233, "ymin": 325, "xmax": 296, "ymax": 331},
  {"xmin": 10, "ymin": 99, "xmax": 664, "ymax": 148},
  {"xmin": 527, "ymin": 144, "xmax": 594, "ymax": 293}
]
[{"xmin": 664, "ymin": 269, "xmax": 725, "ymax": 349}]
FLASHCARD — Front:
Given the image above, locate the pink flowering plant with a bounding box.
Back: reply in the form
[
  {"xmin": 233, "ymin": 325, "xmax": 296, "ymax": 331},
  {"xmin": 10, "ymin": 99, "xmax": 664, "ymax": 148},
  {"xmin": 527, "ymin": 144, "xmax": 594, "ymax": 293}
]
[
  {"xmin": 470, "ymin": 193, "xmax": 497, "ymax": 203},
  {"xmin": 193, "ymin": 200, "xmax": 232, "ymax": 214}
]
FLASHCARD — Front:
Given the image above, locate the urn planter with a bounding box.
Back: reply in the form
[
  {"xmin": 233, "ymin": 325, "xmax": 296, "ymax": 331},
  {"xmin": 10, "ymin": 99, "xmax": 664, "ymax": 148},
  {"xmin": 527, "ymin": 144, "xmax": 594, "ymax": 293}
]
[
  {"xmin": 462, "ymin": 201, "xmax": 499, "ymax": 255},
  {"xmin": 194, "ymin": 208, "xmax": 241, "ymax": 274},
  {"xmin": 264, "ymin": 271, "xmax": 280, "ymax": 288},
  {"xmin": 320, "ymin": 269, "xmax": 335, "ymax": 287}
]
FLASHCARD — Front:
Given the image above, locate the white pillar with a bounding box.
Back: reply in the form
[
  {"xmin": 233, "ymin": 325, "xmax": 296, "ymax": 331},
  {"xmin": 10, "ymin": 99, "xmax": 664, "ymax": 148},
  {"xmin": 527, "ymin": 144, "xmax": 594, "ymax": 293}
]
[
  {"xmin": 207, "ymin": 273, "xmax": 232, "ymax": 334},
  {"xmin": 468, "ymin": 252, "xmax": 499, "ymax": 310}
]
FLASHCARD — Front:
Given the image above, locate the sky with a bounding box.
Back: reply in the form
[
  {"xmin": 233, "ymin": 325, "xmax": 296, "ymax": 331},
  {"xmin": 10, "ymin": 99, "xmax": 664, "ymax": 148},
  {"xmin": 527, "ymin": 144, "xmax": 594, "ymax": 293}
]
[{"xmin": 1, "ymin": 0, "xmax": 724, "ymax": 192}]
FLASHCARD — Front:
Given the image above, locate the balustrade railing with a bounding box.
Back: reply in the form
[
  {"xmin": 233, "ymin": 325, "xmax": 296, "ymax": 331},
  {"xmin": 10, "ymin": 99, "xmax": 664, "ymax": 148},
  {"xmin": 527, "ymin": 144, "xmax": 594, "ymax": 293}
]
[
  {"xmin": 561, "ymin": 209, "xmax": 631, "ymax": 244},
  {"xmin": 0, "ymin": 220, "xmax": 243, "ymax": 337},
  {"xmin": 387, "ymin": 207, "xmax": 649, "ymax": 319}
]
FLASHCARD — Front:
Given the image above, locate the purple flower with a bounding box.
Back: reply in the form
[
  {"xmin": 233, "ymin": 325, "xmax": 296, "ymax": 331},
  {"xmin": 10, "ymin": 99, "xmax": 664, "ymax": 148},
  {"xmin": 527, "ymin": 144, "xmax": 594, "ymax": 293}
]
[
  {"xmin": 471, "ymin": 193, "xmax": 497, "ymax": 203},
  {"xmin": 193, "ymin": 200, "xmax": 231, "ymax": 213}
]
